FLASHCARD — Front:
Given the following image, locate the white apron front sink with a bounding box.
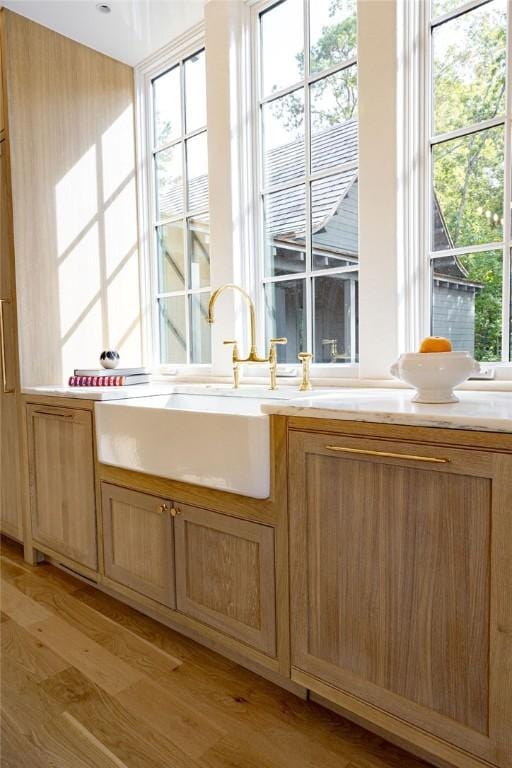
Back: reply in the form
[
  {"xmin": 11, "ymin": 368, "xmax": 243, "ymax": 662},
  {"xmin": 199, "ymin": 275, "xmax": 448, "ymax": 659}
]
[{"xmin": 95, "ymin": 393, "xmax": 271, "ymax": 498}]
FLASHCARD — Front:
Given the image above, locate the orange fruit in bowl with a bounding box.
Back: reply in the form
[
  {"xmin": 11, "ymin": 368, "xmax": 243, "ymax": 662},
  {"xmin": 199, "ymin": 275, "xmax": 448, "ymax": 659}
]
[{"xmin": 418, "ymin": 336, "xmax": 453, "ymax": 353}]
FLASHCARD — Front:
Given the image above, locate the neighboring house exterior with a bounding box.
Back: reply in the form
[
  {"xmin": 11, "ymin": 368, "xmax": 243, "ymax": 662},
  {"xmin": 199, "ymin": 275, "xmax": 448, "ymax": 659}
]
[
  {"xmin": 265, "ymin": 117, "xmax": 481, "ymax": 358},
  {"xmin": 158, "ymin": 116, "xmax": 480, "ymax": 360}
]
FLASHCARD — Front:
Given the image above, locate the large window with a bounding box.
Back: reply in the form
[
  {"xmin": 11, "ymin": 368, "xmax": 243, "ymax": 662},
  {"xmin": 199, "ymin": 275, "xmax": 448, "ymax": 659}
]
[
  {"xmin": 256, "ymin": 0, "xmax": 359, "ymax": 365},
  {"xmin": 151, "ymin": 48, "xmax": 211, "ymax": 366},
  {"xmin": 428, "ymin": 0, "xmax": 510, "ymax": 362}
]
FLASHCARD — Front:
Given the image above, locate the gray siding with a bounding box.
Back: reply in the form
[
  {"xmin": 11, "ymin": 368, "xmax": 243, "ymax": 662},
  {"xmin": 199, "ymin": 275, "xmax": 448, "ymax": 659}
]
[{"xmin": 432, "ymin": 282, "xmax": 475, "ymax": 354}]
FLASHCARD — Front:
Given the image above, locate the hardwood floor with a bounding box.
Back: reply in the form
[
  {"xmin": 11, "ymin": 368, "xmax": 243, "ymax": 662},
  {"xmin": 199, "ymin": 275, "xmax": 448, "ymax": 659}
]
[{"xmin": 0, "ymin": 536, "xmax": 432, "ymax": 768}]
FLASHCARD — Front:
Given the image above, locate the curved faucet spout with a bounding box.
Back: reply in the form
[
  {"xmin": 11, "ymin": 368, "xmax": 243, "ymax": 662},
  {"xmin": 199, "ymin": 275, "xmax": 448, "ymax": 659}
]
[{"xmin": 207, "ymin": 283, "xmax": 261, "ymax": 361}]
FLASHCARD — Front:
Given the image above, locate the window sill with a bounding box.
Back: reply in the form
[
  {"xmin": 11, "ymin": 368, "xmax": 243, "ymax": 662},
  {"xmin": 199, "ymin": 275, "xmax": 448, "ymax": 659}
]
[{"xmin": 151, "ymin": 368, "xmax": 512, "ymax": 392}]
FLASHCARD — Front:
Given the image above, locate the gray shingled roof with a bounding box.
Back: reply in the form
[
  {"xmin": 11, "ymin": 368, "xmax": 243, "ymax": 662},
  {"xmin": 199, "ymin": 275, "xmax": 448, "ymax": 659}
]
[
  {"xmin": 265, "ymin": 118, "xmax": 358, "ymax": 241},
  {"xmin": 157, "ymin": 117, "xmax": 472, "ymax": 285}
]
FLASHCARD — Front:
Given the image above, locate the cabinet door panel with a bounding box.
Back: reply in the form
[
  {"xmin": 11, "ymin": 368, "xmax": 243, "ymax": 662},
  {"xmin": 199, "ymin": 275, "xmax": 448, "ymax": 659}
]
[
  {"xmin": 102, "ymin": 483, "xmax": 175, "ymax": 608},
  {"xmin": 175, "ymin": 504, "xmax": 276, "ymax": 656},
  {"xmin": 289, "ymin": 431, "xmax": 512, "ymax": 764},
  {"xmin": 0, "ymin": 139, "xmax": 22, "ymax": 540},
  {"xmin": 28, "ymin": 406, "xmax": 97, "ymax": 569}
]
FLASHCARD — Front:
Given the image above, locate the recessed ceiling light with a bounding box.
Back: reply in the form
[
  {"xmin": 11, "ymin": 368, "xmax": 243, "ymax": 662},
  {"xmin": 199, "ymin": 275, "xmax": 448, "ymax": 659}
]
[{"xmin": 96, "ymin": 3, "xmax": 111, "ymax": 13}]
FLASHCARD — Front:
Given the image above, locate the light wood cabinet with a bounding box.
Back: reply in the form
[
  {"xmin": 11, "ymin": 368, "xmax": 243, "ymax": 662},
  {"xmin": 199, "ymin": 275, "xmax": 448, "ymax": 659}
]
[
  {"xmin": 101, "ymin": 483, "xmax": 175, "ymax": 608},
  {"xmin": 289, "ymin": 429, "xmax": 512, "ymax": 768},
  {"xmin": 27, "ymin": 405, "xmax": 97, "ymax": 570},
  {"xmin": 0, "ymin": 18, "xmax": 4, "ymax": 138},
  {"xmin": 0, "ymin": 50, "xmax": 22, "ymax": 542},
  {"xmin": 175, "ymin": 503, "xmax": 276, "ymax": 656},
  {"xmin": 100, "ymin": 482, "xmax": 277, "ymax": 657}
]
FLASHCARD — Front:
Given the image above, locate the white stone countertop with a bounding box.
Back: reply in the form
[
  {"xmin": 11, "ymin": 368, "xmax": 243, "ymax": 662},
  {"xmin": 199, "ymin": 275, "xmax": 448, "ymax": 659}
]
[
  {"xmin": 261, "ymin": 389, "xmax": 512, "ymax": 433},
  {"xmin": 21, "ymin": 384, "xmax": 176, "ymax": 401},
  {"xmin": 21, "ymin": 383, "xmax": 512, "ymax": 432}
]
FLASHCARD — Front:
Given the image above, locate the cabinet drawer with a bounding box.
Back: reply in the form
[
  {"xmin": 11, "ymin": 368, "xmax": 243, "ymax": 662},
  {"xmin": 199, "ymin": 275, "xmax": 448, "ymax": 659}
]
[
  {"xmin": 27, "ymin": 405, "xmax": 97, "ymax": 569},
  {"xmin": 174, "ymin": 504, "xmax": 276, "ymax": 656},
  {"xmin": 101, "ymin": 483, "xmax": 175, "ymax": 608}
]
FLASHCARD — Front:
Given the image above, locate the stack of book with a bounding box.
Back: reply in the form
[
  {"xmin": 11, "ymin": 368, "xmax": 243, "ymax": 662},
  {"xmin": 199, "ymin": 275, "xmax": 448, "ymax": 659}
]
[{"xmin": 68, "ymin": 367, "xmax": 150, "ymax": 387}]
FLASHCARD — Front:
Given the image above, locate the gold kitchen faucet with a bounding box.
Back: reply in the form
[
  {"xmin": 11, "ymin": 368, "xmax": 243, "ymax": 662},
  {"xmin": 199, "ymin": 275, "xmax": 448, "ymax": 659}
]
[{"xmin": 207, "ymin": 283, "xmax": 287, "ymax": 390}]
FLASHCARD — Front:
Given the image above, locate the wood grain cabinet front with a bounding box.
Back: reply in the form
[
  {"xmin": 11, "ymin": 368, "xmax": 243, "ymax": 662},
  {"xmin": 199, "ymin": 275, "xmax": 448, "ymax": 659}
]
[
  {"xmin": 100, "ymin": 485, "xmax": 277, "ymax": 656},
  {"xmin": 288, "ymin": 429, "xmax": 512, "ymax": 768},
  {"xmin": 174, "ymin": 503, "xmax": 277, "ymax": 657},
  {"xmin": 0, "ymin": 139, "xmax": 22, "ymax": 541},
  {"xmin": 101, "ymin": 483, "xmax": 175, "ymax": 609},
  {"xmin": 27, "ymin": 405, "xmax": 97, "ymax": 570}
]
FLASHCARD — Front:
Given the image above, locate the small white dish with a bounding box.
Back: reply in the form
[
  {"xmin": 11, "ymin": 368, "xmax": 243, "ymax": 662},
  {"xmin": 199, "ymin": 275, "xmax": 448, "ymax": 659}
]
[{"xmin": 390, "ymin": 351, "xmax": 480, "ymax": 403}]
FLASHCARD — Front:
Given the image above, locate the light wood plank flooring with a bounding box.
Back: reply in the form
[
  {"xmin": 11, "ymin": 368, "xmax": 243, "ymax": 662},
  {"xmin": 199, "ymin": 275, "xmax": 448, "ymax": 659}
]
[{"xmin": 0, "ymin": 536, "xmax": 431, "ymax": 768}]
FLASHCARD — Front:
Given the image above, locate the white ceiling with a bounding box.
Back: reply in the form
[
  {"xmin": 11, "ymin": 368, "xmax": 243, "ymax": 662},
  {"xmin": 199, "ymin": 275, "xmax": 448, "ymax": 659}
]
[{"xmin": 1, "ymin": 0, "xmax": 205, "ymax": 66}]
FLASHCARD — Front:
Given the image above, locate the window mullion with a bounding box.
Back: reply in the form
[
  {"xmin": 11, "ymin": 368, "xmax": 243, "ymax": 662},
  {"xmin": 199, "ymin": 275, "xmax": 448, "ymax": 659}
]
[
  {"xmin": 184, "ymin": 219, "xmax": 191, "ymax": 365},
  {"xmin": 260, "ymin": 81, "xmax": 304, "ymax": 105},
  {"xmin": 431, "ymin": 0, "xmax": 493, "ymax": 29},
  {"xmin": 501, "ymin": 25, "xmax": 512, "ymax": 360},
  {"xmin": 304, "ymin": 0, "xmax": 312, "ymax": 356},
  {"xmin": 307, "ymin": 55, "xmax": 358, "ymax": 86},
  {"xmin": 430, "ymin": 114, "xmax": 506, "ymax": 146},
  {"xmin": 430, "ymin": 241, "xmax": 505, "ymax": 258},
  {"xmin": 153, "ymin": 125, "xmax": 206, "ymax": 155},
  {"xmin": 180, "ymin": 61, "xmax": 192, "ymax": 364}
]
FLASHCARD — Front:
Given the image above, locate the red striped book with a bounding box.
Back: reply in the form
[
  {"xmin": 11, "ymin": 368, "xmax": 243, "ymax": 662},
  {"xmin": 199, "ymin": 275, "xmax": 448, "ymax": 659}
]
[{"xmin": 68, "ymin": 374, "xmax": 150, "ymax": 387}]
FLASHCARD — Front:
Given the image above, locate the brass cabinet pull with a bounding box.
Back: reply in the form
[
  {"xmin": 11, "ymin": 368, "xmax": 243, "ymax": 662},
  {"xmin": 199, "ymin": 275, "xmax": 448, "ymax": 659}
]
[
  {"xmin": 33, "ymin": 409, "xmax": 73, "ymax": 419},
  {"xmin": 0, "ymin": 298, "xmax": 15, "ymax": 394},
  {"xmin": 157, "ymin": 504, "xmax": 181, "ymax": 516},
  {"xmin": 325, "ymin": 445, "xmax": 450, "ymax": 464}
]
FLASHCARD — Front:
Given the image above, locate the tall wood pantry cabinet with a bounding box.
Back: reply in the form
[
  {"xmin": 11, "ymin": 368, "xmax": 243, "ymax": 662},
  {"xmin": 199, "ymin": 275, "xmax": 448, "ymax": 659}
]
[{"xmin": 0, "ymin": 13, "xmax": 23, "ymax": 541}]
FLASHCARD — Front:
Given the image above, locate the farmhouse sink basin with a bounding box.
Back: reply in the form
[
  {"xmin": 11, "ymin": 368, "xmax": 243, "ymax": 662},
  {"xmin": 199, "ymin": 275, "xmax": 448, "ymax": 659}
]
[{"xmin": 95, "ymin": 392, "xmax": 276, "ymax": 498}]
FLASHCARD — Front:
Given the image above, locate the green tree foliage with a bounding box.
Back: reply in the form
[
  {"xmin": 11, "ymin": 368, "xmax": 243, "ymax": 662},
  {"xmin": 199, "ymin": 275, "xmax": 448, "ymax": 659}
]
[
  {"xmin": 432, "ymin": 0, "xmax": 506, "ymax": 360},
  {"xmin": 459, "ymin": 252, "xmax": 503, "ymax": 361},
  {"xmin": 271, "ymin": 0, "xmax": 357, "ymax": 132}
]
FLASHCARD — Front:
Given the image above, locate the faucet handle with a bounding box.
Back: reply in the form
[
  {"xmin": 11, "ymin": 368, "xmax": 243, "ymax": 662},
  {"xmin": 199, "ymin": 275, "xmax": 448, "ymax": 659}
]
[
  {"xmin": 298, "ymin": 351, "xmax": 313, "ymax": 391},
  {"xmin": 267, "ymin": 338, "xmax": 287, "ymax": 391},
  {"xmin": 223, "ymin": 339, "xmax": 239, "ymax": 359},
  {"xmin": 223, "ymin": 340, "xmax": 240, "ymax": 389},
  {"xmin": 268, "ymin": 337, "xmax": 287, "ymax": 363}
]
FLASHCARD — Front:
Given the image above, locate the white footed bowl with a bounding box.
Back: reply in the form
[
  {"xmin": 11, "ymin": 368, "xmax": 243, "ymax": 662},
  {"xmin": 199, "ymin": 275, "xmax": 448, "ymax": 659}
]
[{"xmin": 390, "ymin": 351, "xmax": 480, "ymax": 403}]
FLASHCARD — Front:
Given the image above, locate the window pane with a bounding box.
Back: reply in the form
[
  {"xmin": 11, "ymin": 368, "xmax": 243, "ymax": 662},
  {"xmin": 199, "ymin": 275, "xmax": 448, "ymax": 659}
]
[
  {"xmin": 310, "ymin": 67, "xmax": 357, "ymax": 174},
  {"xmin": 188, "ymin": 215, "xmax": 210, "ymax": 289},
  {"xmin": 186, "ymin": 132, "xmax": 208, "ymax": 212},
  {"xmin": 310, "ymin": 0, "xmax": 357, "ymax": 75},
  {"xmin": 432, "ymin": 126, "xmax": 504, "ymax": 250},
  {"xmin": 185, "ymin": 50, "xmax": 206, "ymax": 133},
  {"xmin": 432, "ymin": 1, "xmax": 506, "ymax": 136},
  {"xmin": 189, "ymin": 293, "xmax": 211, "ymax": 364},
  {"xmin": 265, "ymin": 279, "xmax": 306, "ymax": 363},
  {"xmin": 157, "ymin": 221, "xmax": 184, "ymax": 292},
  {"xmin": 261, "ymin": 0, "xmax": 303, "ymax": 97},
  {"xmin": 311, "ymin": 174, "xmax": 358, "ymax": 270},
  {"xmin": 431, "ymin": 250, "xmax": 502, "ymax": 361},
  {"xmin": 313, "ymin": 273, "xmax": 358, "ymax": 363},
  {"xmin": 156, "ymin": 145, "xmax": 183, "ymax": 220},
  {"xmin": 159, "ymin": 295, "xmax": 187, "ymax": 364},
  {"xmin": 153, "ymin": 66, "xmax": 181, "ymax": 147},
  {"xmin": 264, "ymin": 184, "xmax": 306, "ymax": 277},
  {"xmin": 262, "ymin": 89, "xmax": 305, "ymax": 188}
]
